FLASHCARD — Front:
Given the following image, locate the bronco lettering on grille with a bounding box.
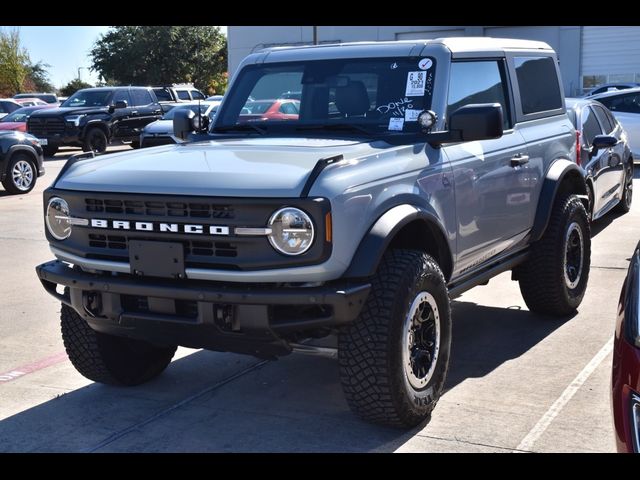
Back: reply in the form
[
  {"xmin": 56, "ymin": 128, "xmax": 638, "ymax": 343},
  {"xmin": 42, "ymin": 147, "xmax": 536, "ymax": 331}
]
[{"xmin": 89, "ymin": 219, "xmax": 230, "ymax": 235}]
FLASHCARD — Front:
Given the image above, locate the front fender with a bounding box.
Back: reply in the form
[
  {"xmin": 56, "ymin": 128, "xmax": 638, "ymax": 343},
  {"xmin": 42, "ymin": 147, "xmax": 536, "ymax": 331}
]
[{"xmin": 343, "ymin": 204, "xmax": 452, "ymax": 279}]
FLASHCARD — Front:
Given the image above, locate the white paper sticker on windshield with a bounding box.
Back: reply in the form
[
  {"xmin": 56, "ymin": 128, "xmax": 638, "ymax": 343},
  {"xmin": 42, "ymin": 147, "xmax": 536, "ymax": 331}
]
[
  {"xmin": 418, "ymin": 58, "xmax": 433, "ymax": 70},
  {"xmin": 404, "ymin": 109, "xmax": 421, "ymax": 122},
  {"xmin": 388, "ymin": 117, "xmax": 404, "ymax": 131},
  {"xmin": 405, "ymin": 71, "xmax": 426, "ymax": 96}
]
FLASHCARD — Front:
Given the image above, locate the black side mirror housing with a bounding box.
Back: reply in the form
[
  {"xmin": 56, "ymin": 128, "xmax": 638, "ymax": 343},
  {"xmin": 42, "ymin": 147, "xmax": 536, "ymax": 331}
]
[
  {"xmin": 173, "ymin": 109, "xmax": 196, "ymax": 141},
  {"xmin": 427, "ymin": 103, "xmax": 504, "ymax": 146},
  {"xmin": 114, "ymin": 100, "xmax": 128, "ymax": 110},
  {"xmin": 592, "ymin": 134, "xmax": 618, "ymax": 150}
]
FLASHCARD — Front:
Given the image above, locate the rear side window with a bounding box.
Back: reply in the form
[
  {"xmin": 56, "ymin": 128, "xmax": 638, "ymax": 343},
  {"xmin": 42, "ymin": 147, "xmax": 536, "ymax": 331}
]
[
  {"xmin": 448, "ymin": 60, "xmax": 511, "ymax": 129},
  {"xmin": 514, "ymin": 56, "xmax": 562, "ymax": 115},
  {"xmin": 591, "ymin": 104, "xmax": 614, "ymax": 134},
  {"xmin": 177, "ymin": 90, "xmax": 191, "ymax": 100},
  {"xmin": 597, "ymin": 92, "xmax": 640, "ymax": 114},
  {"xmin": 131, "ymin": 89, "xmax": 154, "ymax": 106},
  {"xmin": 153, "ymin": 88, "xmax": 172, "ymax": 102},
  {"xmin": 581, "ymin": 107, "xmax": 603, "ymax": 146},
  {"xmin": 191, "ymin": 90, "xmax": 205, "ymax": 100}
]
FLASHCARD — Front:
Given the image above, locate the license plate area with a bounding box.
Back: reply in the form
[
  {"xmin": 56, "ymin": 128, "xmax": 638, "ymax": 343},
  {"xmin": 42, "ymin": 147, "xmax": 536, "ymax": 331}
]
[
  {"xmin": 39, "ymin": 138, "xmax": 48, "ymax": 145},
  {"xmin": 129, "ymin": 240, "xmax": 185, "ymax": 278}
]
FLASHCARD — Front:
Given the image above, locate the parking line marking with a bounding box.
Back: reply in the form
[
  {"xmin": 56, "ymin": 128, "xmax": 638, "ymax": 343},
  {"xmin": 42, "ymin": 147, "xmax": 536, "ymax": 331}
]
[
  {"xmin": 0, "ymin": 352, "xmax": 68, "ymax": 384},
  {"xmin": 515, "ymin": 337, "xmax": 613, "ymax": 452}
]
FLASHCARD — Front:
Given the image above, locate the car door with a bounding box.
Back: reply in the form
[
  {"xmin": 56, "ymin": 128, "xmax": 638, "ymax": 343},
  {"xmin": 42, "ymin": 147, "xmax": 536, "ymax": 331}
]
[
  {"xmin": 445, "ymin": 59, "xmax": 533, "ymax": 276},
  {"xmin": 592, "ymin": 103, "xmax": 626, "ymax": 202},
  {"xmin": 110, "ymin": 89, "xmax": 135, "ymax": 138},
  {"xmin": 580, "ymin": 105, "xmax": 615, "ymax": 215},
  {"xmin": 130, "ymin": 88, "xmax": 162, "ymax": 133}
]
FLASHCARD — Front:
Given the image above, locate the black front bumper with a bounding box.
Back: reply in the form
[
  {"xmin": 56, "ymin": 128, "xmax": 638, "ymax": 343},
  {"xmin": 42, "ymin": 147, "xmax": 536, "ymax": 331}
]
[{"xmin": 36, "ymin": 260, "xmax": 370, "ymax": 358}]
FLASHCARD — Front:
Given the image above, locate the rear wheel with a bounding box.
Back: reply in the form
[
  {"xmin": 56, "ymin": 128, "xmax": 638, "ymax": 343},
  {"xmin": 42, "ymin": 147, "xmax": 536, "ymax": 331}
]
[
  {"xmin": 615, "ymin": 160, "xmax": 633, "ymax": 214},
  {"xmin": 338, "ymin": 249, "xmax": 452, "ymax": 428},
  {"xmin": 517, "ymin": 194, "xmax": 590, "ymax": 316},
  {"xmin": 1, "ymin": 153, "xmax": 36, "ymax": 194},
  {"xmin": 82, "ymin": 128, "xmax": 108, "ymax": 154},
  {"xmin": 61, "ymin": 304, "xmax": 176, "ymax": 386}
]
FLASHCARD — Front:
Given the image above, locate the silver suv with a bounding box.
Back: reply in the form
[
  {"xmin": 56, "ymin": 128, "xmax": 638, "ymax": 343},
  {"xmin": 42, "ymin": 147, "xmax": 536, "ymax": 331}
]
[{"xmin": 37, "ymin": 37, "xmax": 590, "ymax": 428}]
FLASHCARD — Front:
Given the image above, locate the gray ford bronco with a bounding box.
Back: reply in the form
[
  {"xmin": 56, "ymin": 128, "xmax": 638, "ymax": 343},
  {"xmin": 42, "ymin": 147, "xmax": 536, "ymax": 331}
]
[{"xmin": 36, "ymin": 37, "xmax": 590, "ymax": 428}]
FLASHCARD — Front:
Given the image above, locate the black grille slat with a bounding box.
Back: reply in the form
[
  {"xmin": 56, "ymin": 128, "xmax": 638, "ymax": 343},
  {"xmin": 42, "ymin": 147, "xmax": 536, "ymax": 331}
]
[
  {"xmin": 84, "ymin": 198, "xmax": 234, "ymax": 219},
  {"xmin": 28, "ymin": 117, "xmax": 66, "ymax": 136}
]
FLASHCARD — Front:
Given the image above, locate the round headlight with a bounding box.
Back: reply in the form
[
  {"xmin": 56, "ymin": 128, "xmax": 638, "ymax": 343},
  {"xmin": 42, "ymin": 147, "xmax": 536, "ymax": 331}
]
[
  {"xmin": 268, "ymin": 207, "xmax": 314, "ymax": 255},
  {"xmin": 45, "ymin": 197, "xmax": 72, "ymax": 240}
]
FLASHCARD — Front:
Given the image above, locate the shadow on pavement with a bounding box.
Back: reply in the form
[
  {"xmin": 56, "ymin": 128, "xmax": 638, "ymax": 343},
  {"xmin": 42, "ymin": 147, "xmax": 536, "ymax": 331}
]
[{"xmin": 0, "ymin": 299, "xmax": 566, "ymax": 452}]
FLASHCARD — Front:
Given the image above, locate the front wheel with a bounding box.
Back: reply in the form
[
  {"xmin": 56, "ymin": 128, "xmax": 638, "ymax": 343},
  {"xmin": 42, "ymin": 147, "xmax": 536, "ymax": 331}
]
[
  {"xmin": 517, "ymin": 194, "xmax": 590, "ymax": 316},
  {"xmin": 338, "ymin": 249, "xmax": 452, "ymax": 428},
  {"xmin": 615, "ymin": 160, "xmax": 633, "ymax": 214},
  {"xmin": 82, "ymin": 128, "xmax": 108, "ymax": 154},
  {"xmin": 1, "ymin": 153, "xmax": 36, "ymax": 194},
  {"xmin": 61, "ymin": 304, "xmax": 177, "ymax": 386}
]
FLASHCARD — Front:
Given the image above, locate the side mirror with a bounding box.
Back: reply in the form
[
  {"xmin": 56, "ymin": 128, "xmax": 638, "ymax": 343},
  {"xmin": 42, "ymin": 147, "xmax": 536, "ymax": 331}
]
[
  {"xmin": 427, "ymin": 103, "xmax": 503, "ymax": 146},
  {"xmin": 114, "ymin": 100, "xmax": 128, "ymax": 110},
  {"xmin": 173, "ymin": 109, "xmax": 196, "ymax": 140},
  {"xmin": 592, "ymin": 134, "xmax": 618, "ymax": 150}
]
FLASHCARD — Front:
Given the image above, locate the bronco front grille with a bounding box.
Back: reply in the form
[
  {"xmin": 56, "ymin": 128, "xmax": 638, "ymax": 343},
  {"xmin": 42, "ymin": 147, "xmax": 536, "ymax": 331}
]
[
  {"xmin": 88, "ymin": 234, "xmax": 238, "ymax": 258},
  {"xmin": 28, "ymin": 117, "xmax": 65, "ymax": 136},
  {"xmin": 85, "ymin": 198, "xmax": 235, "ymax": 219}
]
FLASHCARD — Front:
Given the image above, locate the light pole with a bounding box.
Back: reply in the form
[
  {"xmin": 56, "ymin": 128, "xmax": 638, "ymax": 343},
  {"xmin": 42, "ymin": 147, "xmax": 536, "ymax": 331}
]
[
  {"xmin": 313, "ymin": 26, "xmax": 318, "ymax": 45},
  {"xmin": 77, "ymin": 67, "xmax": 86, "ymax": 82}
]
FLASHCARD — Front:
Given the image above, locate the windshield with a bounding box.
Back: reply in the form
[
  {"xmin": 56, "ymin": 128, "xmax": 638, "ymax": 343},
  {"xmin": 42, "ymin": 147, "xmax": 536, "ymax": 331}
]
[
  {"xmin": 1, "ymin": 107, "xmax": 35, "ymax": 122},
  {"xmin": 61, "ymin": 90, "xmax": 112, "ymax": 108},
  {"xmin": 215, "ymin": 57, "xmax": 436, "ymax": 135}
]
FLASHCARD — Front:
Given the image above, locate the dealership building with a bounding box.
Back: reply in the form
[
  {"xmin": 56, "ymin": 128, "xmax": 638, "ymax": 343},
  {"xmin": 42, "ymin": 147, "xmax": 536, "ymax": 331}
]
[{"xmin": 228, "ymin": 26, "xmax": 640, "ymax": 96}]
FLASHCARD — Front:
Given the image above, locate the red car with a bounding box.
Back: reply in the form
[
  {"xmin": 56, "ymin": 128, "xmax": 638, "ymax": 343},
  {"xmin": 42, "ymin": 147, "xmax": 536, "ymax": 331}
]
[
  {"xmin": 0, "ymin": 105, "xmax": 54, "ymax": 132},
  {"xmin": 238, "ymin": 99, "xmax": 300, "ymax": 122},
  {"xmin": 612, "ymin": 240, "xmax": 640, "ymax": 452}
]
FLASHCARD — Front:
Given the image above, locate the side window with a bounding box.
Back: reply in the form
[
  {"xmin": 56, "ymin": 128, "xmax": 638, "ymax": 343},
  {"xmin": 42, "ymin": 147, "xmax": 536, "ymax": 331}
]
[
  {"xmin": 599, "ymin": 93, "xmax": 640, "ymax": 114},
  {"xmin": 603, "ymin": 107, "xmax": 619, "ymax": 129},
  {"xmin": 131, "ymin": 89, "xmax": 153, "ymax": 106},
  {"xmin": 279, "ymin": 102, "xmax": 297, "ymax": 114},
  {"xmin": 448, "ymin": 60, "xmax": 511, "ymax": 129},
  {"xmin": 154, "ymin": 88, "xmax": 172, "ymax": 102},
  {"xmin": 581, "ymin": 107, "xmax": 603, "ymax": 147},
  {"xmin": 112, "ymin": 90, "xmax": 131, "ymax": 106},
  {"xmin": 514, "ymin": 56, "xmax": 563, "ymax": 115},
  {"xmin": 177, "ymin": 90, "xmax": 191, "ymax": 100},
  {"xmin": 0, "ymin": 102, "xmax": 7, "ymax": 113},
  {"xmin": 191, "ymin": 90, "xmax": 205, "ymax": 100},
  {"xmin": 591, "ymin": 104, "xmax": 614, "ymax": 134}
]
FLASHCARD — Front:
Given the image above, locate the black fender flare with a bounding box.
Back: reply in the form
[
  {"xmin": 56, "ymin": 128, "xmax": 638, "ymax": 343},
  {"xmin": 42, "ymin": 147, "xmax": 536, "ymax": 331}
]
[
  {"xmin": 529, "ymin": 159, "xmax": 588, "ymax": 242},
  {"xmin": 4, "ymin": 144, "xmax": 38, "ymax": 170},
  {"xmin": 343, "ymin": 204, "xmax": 452, "ymax": 279}
]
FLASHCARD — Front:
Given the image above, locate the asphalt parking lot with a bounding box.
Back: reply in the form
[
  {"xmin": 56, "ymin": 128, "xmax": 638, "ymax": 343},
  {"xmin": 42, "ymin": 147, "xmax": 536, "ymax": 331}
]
[{"xmin": 0, "ymin": 145, "xmax": 637, "ymax": 452}]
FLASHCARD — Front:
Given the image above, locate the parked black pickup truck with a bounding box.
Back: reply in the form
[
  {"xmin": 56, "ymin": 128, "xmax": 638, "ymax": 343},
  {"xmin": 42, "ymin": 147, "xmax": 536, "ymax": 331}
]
[{"xmin": 27, "ymin": 86, "xmax": 163, "ymax": 156}]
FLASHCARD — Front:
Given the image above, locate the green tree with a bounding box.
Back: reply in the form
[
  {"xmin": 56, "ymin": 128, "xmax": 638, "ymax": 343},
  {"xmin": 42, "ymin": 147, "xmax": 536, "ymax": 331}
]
[
  {"xmin": 25, "ymin": 60, "xmax": 55, "ymax": 93},
  {"xmin": 0, "ymin": 28, "xmax": 29, "ymax": 96},
  {"xmin": 60, "ymin": 78, "xmax": 93, "ymax": 97},
  {"xmin": 90, "ymin": 26, "xmax": 227, "ymax": 92}
]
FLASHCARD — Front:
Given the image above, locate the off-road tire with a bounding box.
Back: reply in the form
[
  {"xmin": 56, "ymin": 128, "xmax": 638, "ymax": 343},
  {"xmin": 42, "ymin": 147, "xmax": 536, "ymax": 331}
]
[
  {"xmin": 61, "ymin": 304, "xmax": 177, "ymax": 386},
  {"xmin": 42, "ymin": 146, "xmax": 58, "ymax": 157},
  {"xmin": 338, "ymin": 249, "xmax": 452, "ymax": 428},
  {"xmin": 518, "ymin": 194, "xmax": 590, "ymax": 316},
  {"xmin": 1, "ymin": 153, "xmax": 36, "ymax": 194},
  {"xmin": 614, "ymin": 160, "xmax": 633, "ymax": 214},
  {"xmin": 82, "ymin": 128, "xmax": 108, "ymax": 154}
]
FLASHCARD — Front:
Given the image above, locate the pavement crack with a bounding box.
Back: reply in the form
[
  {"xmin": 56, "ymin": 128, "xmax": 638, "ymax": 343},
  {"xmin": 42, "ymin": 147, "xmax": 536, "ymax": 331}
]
[
  {"xmin": 412, "ymin": 432, "xmax": 531, "ymax": 453},
  {"xmin": 82, "ymin": 359, "xmax": 269, "ymax": 452}
]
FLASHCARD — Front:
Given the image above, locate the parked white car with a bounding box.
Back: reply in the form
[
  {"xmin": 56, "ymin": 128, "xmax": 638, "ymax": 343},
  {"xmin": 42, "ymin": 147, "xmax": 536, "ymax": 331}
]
[{"xmin": 590, "ymin": 87, "xmax": 640, "ymax": 161}]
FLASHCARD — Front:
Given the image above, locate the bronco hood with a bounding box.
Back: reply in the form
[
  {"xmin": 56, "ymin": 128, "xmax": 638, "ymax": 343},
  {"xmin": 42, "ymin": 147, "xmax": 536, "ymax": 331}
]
[{"xmin": 54, "ymin": 137, "xmax": 375, "ymax": 197}]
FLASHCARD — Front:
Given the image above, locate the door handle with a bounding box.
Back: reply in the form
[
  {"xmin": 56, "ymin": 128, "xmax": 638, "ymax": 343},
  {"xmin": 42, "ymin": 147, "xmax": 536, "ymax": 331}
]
[
  {"xmin": 131, "ymin": 110, "xmax": 138, "ymax": 115},
  {"xmin": 510, "ymin": 154, "xmax": 529, "ymax": 167}
]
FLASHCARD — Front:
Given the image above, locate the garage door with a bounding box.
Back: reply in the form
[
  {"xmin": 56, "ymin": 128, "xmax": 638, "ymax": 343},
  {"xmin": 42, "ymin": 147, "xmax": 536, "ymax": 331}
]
[
  {"xmin": 582, "ymin": 26, "xmax": 640, "ymax": 78},
  {"xmin": 396, "ymin": 29, "xmax": 464, "ymax": 40}
]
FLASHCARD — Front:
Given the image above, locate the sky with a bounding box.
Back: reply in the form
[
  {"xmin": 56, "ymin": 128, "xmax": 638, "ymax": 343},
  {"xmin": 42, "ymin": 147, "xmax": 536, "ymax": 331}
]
[{"xmin": 4, "ymin": 26, "xmax": 228, "ymax": 90}]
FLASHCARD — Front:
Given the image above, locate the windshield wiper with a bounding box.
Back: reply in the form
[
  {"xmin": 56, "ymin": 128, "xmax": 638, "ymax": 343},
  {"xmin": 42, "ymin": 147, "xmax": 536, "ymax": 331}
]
[
  {"xmin": 295, "ymin": 123, "xmax": 375, "ymax": 136},
  {"xmin": 214, "ymin": 124, "xmax": 266, "ymax": 135}
]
